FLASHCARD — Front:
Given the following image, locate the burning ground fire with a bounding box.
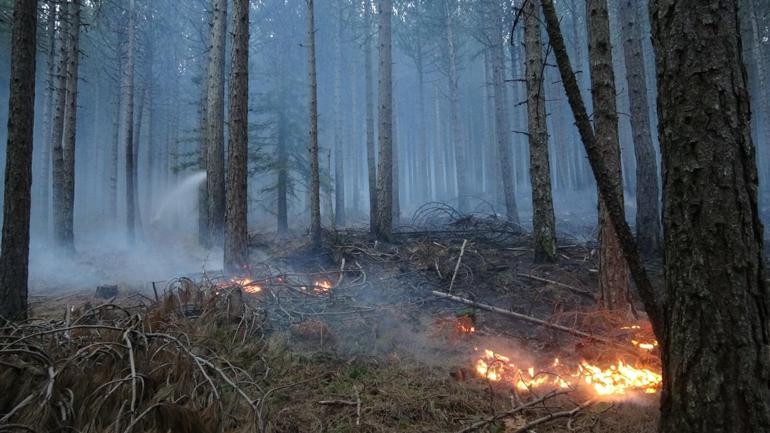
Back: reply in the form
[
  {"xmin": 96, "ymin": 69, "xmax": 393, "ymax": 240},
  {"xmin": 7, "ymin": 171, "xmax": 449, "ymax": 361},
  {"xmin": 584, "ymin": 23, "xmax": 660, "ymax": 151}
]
[
  {"xmin": 474, "ymin": 348, "xmax": 661, "ymax": 398},
  {"xmin": 471, "ymin": 324, "xmax": 662, "ymax": 399},
  {"xmin": 221, "ymin": 276, "xmax": 334, "ymax": 295}
]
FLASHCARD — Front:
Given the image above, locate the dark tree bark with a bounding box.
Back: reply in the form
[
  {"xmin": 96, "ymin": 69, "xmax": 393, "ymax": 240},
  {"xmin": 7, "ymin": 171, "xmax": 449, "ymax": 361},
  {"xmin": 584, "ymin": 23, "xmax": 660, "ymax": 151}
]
[
  {"xmin": 374, "ymin": 0, "xmax": 393, "ymax": 241},
  {"xmin": 224, "ymin": 0, "xmax": 249, "ymax": 275},
  {"xmin": 206, "ymin": 0, "xmax": 227, "ymax": 246},
  {"xmin": 39, "ymin": 1, "xmax": 56, "ymax": 237},
  {"xmin": 364, "ymin": 0, "xmax": 377, "ymax": 234},
  {"xmin": 50, "ymin": 2, "xmax": 68, "ymax": 248},
  {"xmin": 307, "ymin": 0, "xmax": 322, "ymax": 249},
  {"xmin": 587, "ymin": 0, "xmax": 631, "ymax": 311},
  {"xmin": 276, "ymin": 110, "xmax": 288, "ymax": 235},
  {"xmin": 60, "ymin": 0, "xmax": 80, "ymax": 251},
  {"xmin": 124, "ymin": 0, "xmax": 136, "ymax": 243},
  {"xmin": 0, "ymin": 0, "xmax": 37, "ymax": 321},
  {"xmin": 619, "ymin": 0, "xmax": 661, "ymax": 255},
  {"xmin": 651, "ymin": 0, "xmax": 770, "ymax": 431},
  {"xmin": 198, "ymin": 59, "xmax": 210, "ymax": 247},
  {"xmin": 523, "ymin": 0, "xmax": 557, "ymax": 263}
]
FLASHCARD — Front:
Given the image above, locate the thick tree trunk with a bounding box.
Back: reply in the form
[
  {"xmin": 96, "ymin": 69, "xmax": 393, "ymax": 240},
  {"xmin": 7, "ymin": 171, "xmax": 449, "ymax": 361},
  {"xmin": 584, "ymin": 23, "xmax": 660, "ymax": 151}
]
[
  {"xmin": 0, "ymin": 0, "xmax": 37, "ymax": 321},
  {"xmin": 224, "ymin": 0, "xmax": 249, "ymax": 275},
  {"xmin": 445, "ymin": 0, "xmax": 468, "ymax": 213},
  {"xmin": 619, "ymin": 0, "xmax": 661, "ymax": 256},
  {"xmin": 524, "ymin": 0, "xmax": 557, "ymax": 262},
  {"xmin": 364, "ymin": 0, "xmax": 377, "ymax": 234},
  {"xmin": 124, "ymin": 0, "xmax": 136, "ymax": 243},
  {"xmin": 307, "ymin": 0, "xmax": 322, "ymax": 248},
  {"xmin": 58, "ymin": 0, "xmax": 80, "ymax": 251},
  {"xmin": 334, "ymin": 5, "xmax": 346, "ymax": 227},
  {"xmin": 206, "ymin": 0, "xmax": 227, "ymax": 246},
  {"xmin": 586, "ymin": 0, "xmax": 631, "ymax": 311},
  {"xmin": 375, "ymin": 0, "xmax": 393, "ymax": 241},
  {"xmin": 650, "ymin": 0, "xmax": 770, "ymax": 431}
]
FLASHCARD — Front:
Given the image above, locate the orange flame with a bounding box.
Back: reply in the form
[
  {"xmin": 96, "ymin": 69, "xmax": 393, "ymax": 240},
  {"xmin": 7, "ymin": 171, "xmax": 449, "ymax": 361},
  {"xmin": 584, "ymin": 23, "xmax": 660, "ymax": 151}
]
[{"xmin": 474, "ymin": 349, "xmax": 661, "ymax": 397}]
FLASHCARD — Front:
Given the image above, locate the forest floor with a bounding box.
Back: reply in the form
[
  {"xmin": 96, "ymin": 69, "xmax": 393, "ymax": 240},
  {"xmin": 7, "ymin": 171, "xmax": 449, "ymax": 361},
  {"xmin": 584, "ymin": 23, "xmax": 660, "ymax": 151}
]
[{"xmin": 4, "ymin": 206, "xmax": 662, "ymax": 433}]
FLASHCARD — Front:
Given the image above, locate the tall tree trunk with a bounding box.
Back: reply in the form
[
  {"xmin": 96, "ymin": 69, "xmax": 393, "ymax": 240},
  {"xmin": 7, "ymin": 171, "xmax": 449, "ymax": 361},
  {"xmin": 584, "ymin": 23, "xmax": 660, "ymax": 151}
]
[
  {"xmin": 651, "ymin": 0, "xmax": 770, "ymax": 430},
  {"xmin": 277, "ymin": 111, "xmax": 288, "ymax": 235},
  {"xmin": 224, "ymin": 0, "xmax": 249, "ymax": 275},
  {"xmin": 307, "ymin": 0, "xmax": 322, "ymax": 248},
  {"xmin": 198, "ymin": 62, "xmax": 210, "ymax": 247},
  {"xmin": 392, "ymin": 91, "xmax": 400, "ymax": 223},
  {"xmin": 416, "ymin": 50, "xmax": 430, "ymax": 203},
  {"xmin": 491, "ymin": 16, "xmax": 518, "ymax": 223},
  {"xmin": 59, "ymin": 0, "xmax": 80, "ymax": 251},
  {"xmin": 375, "ymin": 0, "xmax": 393, "ymax": 241},
  {"xmin": 445, "ymin": 0, "xmax": 468, "ymax": 213},
  {"xmin": 334, "ymin": 4, "xmax": 346, "ymax": 227},
  {"xmin": 619, "ymin": 0, "xmax": 661, "ymax": 256},
  {"xmin": 587, "ymin": 0, "xmax": 631, "ymax": 311},
  {"xmin": 124, "ymin": 0, "xmax": 136, "ymax": 243},
  {"xmin": 540, "ymin": 0, "xmax": 662, "ymax": 331},
  {"xmin": 109, "ymin": 38, "xmax": 122, "ymax": 223},
  {"xmin": 524, "ymin": 0, "xmax": 557, "ymax": 262},
  {"xmin": 51, "ymin": 2, "xmax": 68, "ymax": 247},
  {"xmin": 206, "ymin": 0, "xmax": 227, "ymax": 247},
  {"xmin": 483, "ymin": 49, "xmax": 499, "ymax": 203},
  {"xmin": 39, "ymin": 2, "xmax": 56, "ymax": 237},
  {"xmin": 0, "ymin": 0, "xmax": 37, "ymax": 321},
  {"xmin": 364, "ymin": 0, "xmax": 377, "ymax": 234}
]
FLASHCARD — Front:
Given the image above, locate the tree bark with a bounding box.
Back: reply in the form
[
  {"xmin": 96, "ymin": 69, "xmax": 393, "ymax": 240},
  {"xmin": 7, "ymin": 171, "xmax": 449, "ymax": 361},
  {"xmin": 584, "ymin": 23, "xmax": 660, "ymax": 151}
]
[
  {"xmin": 445, "ymin": 0, "xmax": 468, "ymax": 213},
  {"xmin": 619, "ymin": 0, "xmax": 661, "ymax": 256},
  {"xmin": 124, "ymin": 0, "xmax": 136, "ymax": 243},
  {"xmin": 650, "ymin": 0, "xmax": 770, "ymax": 431},
  {"xmin": 491, "ymin": 10, "xmax": 518, "ymax": 223},
  {"xmin": 39, "ymin": 1, "xmax": 56, "ymax": 237},
  {"xmin": 277, "ymin": 110, "xmax": 288, "ymax": 235},
  {"xmin": 334, "ymin": 4, "xmax": 346, "ymax": 227},
  {"xmin": 364, "ymin": 0, "xmax": 377, "ymax": 234},
  {"xmin": 524, "ymin": 0, "xmax": 557, "ymax": 262},
  {"xmin": 0, "ymin": 0, "xmax": 37, "ymax": 321},
  {"xmin": 586, "ymin": 0, "xmax": 631, "ymax": 311},
  {"xmin": 50, "ymin": 2, "xmax": 68, "ymax": 248},
  {"xmin": 224, "ymin": 0, "xmax": 249, "ymax": 275},
  {"xmin": 307, "ymin": 0, "xmax": 322, "ymax": 249},
  {"xmin": 539, "ymin": 0, "xmax": 662, "ymax": 333},
  {"xmin": 206, "ymin": 0, "xmax": 227, "ymax": 247},
  {"xmin": 375, "ymin": 0, "xmax": 393, "ymax": 241},
  {"xmin": 57, "ymin": 0, "xmax": 80, "ymax": 251}
]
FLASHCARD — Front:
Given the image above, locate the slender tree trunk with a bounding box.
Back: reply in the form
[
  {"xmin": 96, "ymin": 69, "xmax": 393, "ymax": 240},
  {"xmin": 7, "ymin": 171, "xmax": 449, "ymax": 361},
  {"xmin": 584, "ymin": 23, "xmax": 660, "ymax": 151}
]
[
  {"xmin": 334, "ymin": 4, "xmax": 346, "ymax": 227},
  {"xmin": 0, "ymin": 0, "xmax": 37, "ymax": 321},
  {"xmin": 445, "ymin": 0, "xmax": 468, "ymax": 213},
  {"xmin": 588, "ymin": 0, "xmax": 631, "ymax": 311},
  {"xmin": 307, "ymin": 0, "xmax": 322, "ymax": 248},
  {"xmin": 619, "ymin": 0, "xmax": 661, "ymax": 256},
  {"xmin": 650, "ymin": 0, "xmax": 770, "ymax": 430},
  {"xmin": 524, "ymin": 0, "xmax": 557, "ymax": 262},
  {"xmin": 277, "ymin": 111, "xmax": 288, "ymax": 234},
  {"xmin": 416, "ymin": 51, "xmax": 430, "ymax": 203},
  {"xmin": 491, "ymin": 18, "xmax": 518, "ymax": 223},
  {"xmin": 224, "ymin": 0, "xmax": 249, "ymax": 275},
  {"xmin": 206, "ymin": 0, "xmax": 227, "ymax": 247},
  {"xmin": 109, "ymin": 39, "xmax": 122, "ymax": 223},
  {"xmin": 39, "ymin": 2, "xmax": 56, "ymax": 237},
  {"xmin": 198, "ymin": 63, "xmax": 210, "ymax": 247},
  {"xmin": 375, "ymin": 0, "xmax": 393, "ymax": 241},
  {"xmin": 50, "ymin": 2, "xmax": 68, "ymax": 248},
  {"xmin": 392, "ymin": 92, "xmax": 400, "ymax": 223},
  {"xmin": 124, "ymin": 0, "xmax": 136, "ymax": 243},
  {"xmin": 483, "ymin": 49, "xmax": 499, "ymax": 204},
  {"xmin": 364, "ymin": 0, "xmax": 377, "ymax": 234}
]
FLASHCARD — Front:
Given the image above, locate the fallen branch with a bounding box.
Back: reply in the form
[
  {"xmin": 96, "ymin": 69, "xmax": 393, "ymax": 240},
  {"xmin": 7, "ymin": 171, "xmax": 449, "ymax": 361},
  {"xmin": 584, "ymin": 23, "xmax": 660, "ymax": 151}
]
[
  {"xmin": 512, "ymin": 399, "xmax": 594, "ymax": 433},
  {"xmin": 517, "ymin": 273, "xmax": 596, "ymax": 301},
  {"xmin": 449, "ymin": 239, "xmax": 468, "ymax": 292},
  {"xmin": 455, "ymin": 391, "xmax": 566, "ymax": 433},
  {"xmin": 431, "ymin": 291, "xmax": 644, "ymax": 355},
  {"xmin": 318, "ymin": 399, "xmax": 356, "ymax": 406}
]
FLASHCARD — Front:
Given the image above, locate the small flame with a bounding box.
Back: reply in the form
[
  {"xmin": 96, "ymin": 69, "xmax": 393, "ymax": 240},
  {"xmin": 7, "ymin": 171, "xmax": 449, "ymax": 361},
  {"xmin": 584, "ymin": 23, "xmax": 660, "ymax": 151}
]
[
  {"xmin": 313, "ymin": 280, "xmax": 333, "ymax": 295},
  {"xmin": 227, "ymin": 277, "xmax": 262, "ymax": 293},
  {"xmin": 631, "ymin": 339, "xmax": 657, "ymax": 351}
]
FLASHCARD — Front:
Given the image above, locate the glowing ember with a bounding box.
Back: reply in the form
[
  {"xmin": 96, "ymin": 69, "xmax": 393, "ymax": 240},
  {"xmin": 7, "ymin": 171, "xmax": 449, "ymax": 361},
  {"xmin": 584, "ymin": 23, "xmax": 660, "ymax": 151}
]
[
  {"xmin": 227, "ymin": 277, "xmax": 262, "ymax": 293},
  {"xmin": 313, "ymin": 280, "xmax": 333, "ymax": 294},
  {"xmin": 474, "ymin": 349, "xmax": 661, "ymax": 398},
  {"xmin": 455, "ymin": 316, "xmax": 475, "ymax": 334},
  {"xmin": 631, "ymin": 339, "xmax": 658, "ymax": 351}
]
